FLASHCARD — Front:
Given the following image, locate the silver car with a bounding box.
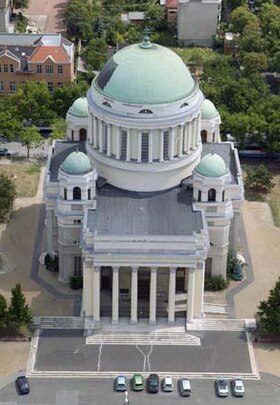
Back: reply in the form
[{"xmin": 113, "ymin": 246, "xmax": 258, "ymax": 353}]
[
  {"xmin": 232, "ymin": 379, "xmax": 245, "ymax": 397},
  {"xmin": 115, "ymin": 375, "xmax": 127, "ymax": 392},
  {"xmin": 163, "ymin": 376, "xmax": 173, "ymax": 392},
  {"xmin": 215, "ymin": 378, "xmax": 229, "ymax": 397}
]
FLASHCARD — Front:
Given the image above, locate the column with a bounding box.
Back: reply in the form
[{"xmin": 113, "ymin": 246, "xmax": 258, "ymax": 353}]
[
  {"xmin": 187, "ymin": 268, "xmax": 195, "ymax": 323},
  {"xmin": 99, "ymin": 120, "xmax": 103, "ymax": 152},
  {"xmin": 191, "ymin": 119, "xmax": 196, "ymax": 150},
  {"xmin": 83, "ymin": 258, "xmax": 93, "ymax": 316},
  {"xmin": 169, "ymin": 128, "xmax": 175, "ymax": 159},
  {"xmin": 149, "ymin": 267, "xmax": 157, "ymax": 325},
  {"xmin": 232, "ymin": 211, "xmax": 241, "ymax": 254},
  {"xmin": 194, "ymin": 262, "xmax": 205, "ymax": 318},
  {"xmin": 168, "ymin": 267, "xmax": 176, "ymax": 324},
  {"xmin": 137, "ymin": 131, "xmax": 142, "ymax": 162},
  {"xmin": 106, "ymin": 124, "xmax": 111, "ymax": 157},
  {"xmin": 148, "ymin": 132, "xmax": 153, "ymax": 163},
  {"xmin": 46, "ymin": 208, "xmax": 53, "ymax": 251},
  {"xmin": 93, "ymin": 266, "xmax": 100, "ymax": 325},
  {"xmin": 126, "ymin": 129, "xmax": 131, "ymax": 161},
  {"xmin": 112, "ymin": 266, "xmax": 119, "ymax": 324},
  {"xmin": 179, "ymin": 125, "xmax": 183, "ymax": 157},
  {"xmin": 186, "ymin": 122, "xmax": 190, "ymax": 154},
  {"xmin": 196, "ymin": 114, "xmax": 201, "ymax": 146},
  {"xmin": 93, "ymin": 117, "xmax": 97, "ymax": 148},
  {"xmin": 116, "ymin": 127, "xmax": 121, "ymax": 159},
  {"xmin": 159, "ymin": 130, "xmax": 164, "ymax": 162},
  {"xmin": 130, "ymin": 267, "xmax": 138, "ymax": 324}
]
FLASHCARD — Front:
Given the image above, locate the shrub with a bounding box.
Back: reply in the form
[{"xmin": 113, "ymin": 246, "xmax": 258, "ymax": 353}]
[
  {"xmin": 70, "ymin": 276, "xmax": 83, "ymax": 290},
  {"xmin": 204, "ymin": 275, "xmax": 229, "ymax": 291},
  {"xmin": 45, "ymin": 254, "xmax": 59, "ymax": 272}
]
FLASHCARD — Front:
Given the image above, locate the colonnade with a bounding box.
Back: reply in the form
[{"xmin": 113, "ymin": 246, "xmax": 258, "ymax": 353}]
[
  {"xmin": 83, "ymin": 263, "xmax": 205, "ymax": 325},
  {"xmin": 88, "ymin": 114, "xmax": 201, "ymax": 162}
]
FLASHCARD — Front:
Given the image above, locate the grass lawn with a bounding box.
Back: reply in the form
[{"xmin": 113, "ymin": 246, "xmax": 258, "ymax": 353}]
[
  {"xmin": 0, "ymin": 163, "xmax": 41, "ymax": 198},
  {"xmin": 241, "ymin": 159, "xmax": 280, "ymax": 227}
]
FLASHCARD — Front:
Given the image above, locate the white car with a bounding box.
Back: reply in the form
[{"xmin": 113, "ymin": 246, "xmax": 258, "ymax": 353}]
[
  {"xmin": 163, "ymin": 376, "xmax": 173, "ymax": 392},
  {"xmin": 215, "ymin": 378, "xmax": 229, "ymax": 397},
  {"xmin": 232, "ymin": 379, "xmax": 245, "ymax": 397}
]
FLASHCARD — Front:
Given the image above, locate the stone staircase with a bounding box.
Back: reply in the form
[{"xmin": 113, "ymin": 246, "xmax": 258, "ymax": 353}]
[
  {"xmin": 39, "ymin": 317, "xmax": 85, "ymax": 330},
  {"xmin": 86, "ymin": 330, "xmax": 201, "ymax": 346},
  {"xmin": 187, "ymin": 318, "xmax": 245, "ymax": 331}
]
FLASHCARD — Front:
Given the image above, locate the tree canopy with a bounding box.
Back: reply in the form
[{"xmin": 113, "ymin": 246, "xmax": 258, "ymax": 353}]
[
  {"xmin": 7, "ymin": 284, "xmax": 32, "ymax": 332},
  {"xmin": 20, "ymin": 126, "xmax": 43, "ymax": 158},
  {"xmin": 0, "ymin": 174, "xmax": 16, "ymax": 221},
  {"xmin": 257, "ymin": 278, "xmax": 280, "ymax": 337}
]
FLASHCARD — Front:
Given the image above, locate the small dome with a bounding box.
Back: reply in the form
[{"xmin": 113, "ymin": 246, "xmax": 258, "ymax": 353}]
[
  {"xmin": 92, "ymin": 42, "xmax": 196, "ymax": 105},
  {"xmin": 201, "ymin": 99, "xmax": 218, "ymax": 120},
  {"xmin": 197, "ymin": 153, "xmax": 227, "ymax": 177},
  {"xmin": 68, "ymin": 97, "xmax": 88, "ymax": 117},
  {"xmin": 61, "ymin": 150, "xmax": 92, "ymax": 175}
]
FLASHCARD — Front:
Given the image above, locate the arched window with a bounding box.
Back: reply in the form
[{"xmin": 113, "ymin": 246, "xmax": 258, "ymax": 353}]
[
  {"xmin": 180, "ymin": 102, "xmax": 188, "ymax": 108},
  {"xmin": 64, "ymin": 188, "xmax": 67, "ymax": 200},
  {"xmin": 198, "ymin": 190, "xmax": 201, "ymax": 202},
  {"xmin": 139, "ymin": 109, "xmax": 153, "ymax": 114},
  {"xmin": 201, "ymin": 130, "xmax": 207, "ymax": 144},
  {"xmin": 141, "ymin": 133, "xmax": 149, "ymax": 162},
  {"xmin": 208, "ymin": 188, "xmax": 216, "ymax": 202},
  {"xmin": 71, "ymin": 130, "xmax": 74, "ymax": 141},
  {"xmin": 88, "ymin": 189, "xmax": 91, "ymax": 200},
  {"xmin": 103, "ymin": 101, "xmax": 112, "ymax": 108},
  {"xmin": 73, "ymin": 187, "xmax": 81, "ymax": 200},
  {"xmin": 212, "ymin": 132, "xmax": 215, "ymax": 142},
  {"xmin": 120, "ymin": 130, "xmax": 127, "ymax": 161},
  {"xmin": 222, "ymin": 190, "xmax": 225, "ymax": 202},
  {"xmin": 79, "ymin": 128, "xmax": 87, "ymax": 141},
  {"xmin": 163, "ymin": 130, "xmax": 169, "ymax": 160}
]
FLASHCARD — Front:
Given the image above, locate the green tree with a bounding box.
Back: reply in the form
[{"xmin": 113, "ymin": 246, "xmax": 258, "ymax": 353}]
[
  {"xmin": 245, "ymin": 165, "xmax": 274, "ymax": 193},
  {"xmin": 11, "ymin": 0, "xmax": 29, "ymax": 14},
  {"xmin": 50, "ymin": 118, "xmax": 67, "ymax": 142},
  {"xmin": 20, "ymin": 126, "xmax": 43, "ymax": 158},
  {"xmin": 257, "ymin": 278, "xmax": 280, "ymax": 336},
  {"xmin": 0, "ymin": 295, "xmax": 8, "ymax": 328},
  {"xmin": 64, "ymin": 0, "xmax": 92, "ymax": 41},
  {"xmin": 51, "ymin": 82, "xmax": 88, "ymax": 118},
  {"xmin": 82, "ymin": 38, "xmax": 107, "ymax": 71},
  {"xmin": 230, "ymin": 6, "xmax": 258, "ymax": 34},
  {"xmin": 0, "ymin": 108, "xmax": 22, "ymax": 141},
  {"xmin": 243, "ymin": 52, "xmax": 268, "ymax": 75},
  {"xmin": 7, "ymin": 284, "xmax": 32, "ymax": 332},
  {"xmin": 259, "ymin": 3, "xmax": 280, "ymax": 37},
  {"xmin": 144, "ymin": 0, "xmax": 165, "ymax": 31},
  {"xmin": 0, "ymin": 174, "xmax": 16, "ymax": 221}
]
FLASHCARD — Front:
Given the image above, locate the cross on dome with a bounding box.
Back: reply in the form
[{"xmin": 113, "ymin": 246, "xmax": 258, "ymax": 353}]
[{"xmin": 140, "ymin": 27, "xmax": 152, "ymax": 49}]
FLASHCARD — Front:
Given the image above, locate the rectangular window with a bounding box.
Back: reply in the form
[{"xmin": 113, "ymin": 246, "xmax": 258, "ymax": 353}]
[
  {"xmin": 120, "ymin": 130, "xmax": 127, "ymax": 160},
  {"xmin": 64, "ymin": 188, "xmax": 67, "ymax": 200},
  {"xmin": 4, "ymin": 64, "xmax": 8, "ymax": 72},
  {"xmin": 47, "ymin": 82, "xmax": 54, "ymax": 92},
  {"xmin": 9, "ymin": 81, "xmax": 16, "ymax": 93},
  {"xmin": 163, "ymin": 130, "xmax": 169, "ymax": 160},
  {"xmin": 36, "ymin": 64, "xmax": 42, "ymax": 73},
  {"xmin": 73, "ymin": 256, "xmax": 82, "ymax": 276},
  {"xmin": 205, "ymin": 258, "xmax": 212, "ymax": 278},
  {"xmin": 57, "ymin": 82, "xmax": 63, "ymax": 87},
  {"xmin": 0, "ymin": 81, "xmax": 4, "ymax": 92},
  {"xmin": 58, "ymin": 65, "xmax": 63, "ymax": 74},
  {"xmin": 0, "ymin": 64, "xmax": 2, "ymax": 72},
  {"xmin": 10, "ymin": 64, "xmax": 14, "ymax": 72},
  {"xmin": 103, "ymin": 125, "xmax": 107, "ymax": 154},
  {"xmin": 141, "ymin": 133, "xmax": 149, "ymax": 162},
  {"xmin": 74, "ymin": 219, "xmax": 81, "ymax": 224},
  {"xmin": 46, "ymin": 65, "xmax": 54, "ymax": 74},
  {"xmin": 88, "ymin": 189, "xmax": 91, "ymax": 200}
]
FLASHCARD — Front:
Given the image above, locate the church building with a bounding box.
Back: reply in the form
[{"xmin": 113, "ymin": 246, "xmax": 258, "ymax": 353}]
[{"xmin": 44, "ymin": 35, "xmax": 243, "ymax": 328}]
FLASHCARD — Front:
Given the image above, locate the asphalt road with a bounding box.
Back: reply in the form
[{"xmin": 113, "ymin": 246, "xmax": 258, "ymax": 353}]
[
  {"xmin": 0, "ymin": 375, "xmax": 279, "ymax": 405},
  {"xmin": 35, "ymin": 330, "xmax": 252, "ymax": 374}
]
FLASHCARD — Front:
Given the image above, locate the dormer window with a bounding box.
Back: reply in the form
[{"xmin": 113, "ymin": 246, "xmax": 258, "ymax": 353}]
[
  {"xmin": 180, "ymin": 103, "xmax": 188, "ymax": 108},
  {"xmin": 103, "ymin": 101, "xmax": 112, "ymax": 108},
  {"xmin": 139, "ymin": 109, "xmax": 153, "ymax": 114}
]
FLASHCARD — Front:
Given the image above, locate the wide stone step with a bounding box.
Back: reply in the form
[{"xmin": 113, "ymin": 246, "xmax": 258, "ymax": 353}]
[
  {"xmin": 86, "ymin": 331, "xmax": 200, "ymax": 346},
  {"xmin": 187, "ymin": 319, "xmax": 245, "ymax": 331},
  {"xmin": 39, "ymin": 317, "xmax": 84, "ymax": 329}
]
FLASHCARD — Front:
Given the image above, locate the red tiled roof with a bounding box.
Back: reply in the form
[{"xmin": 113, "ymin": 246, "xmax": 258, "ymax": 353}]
[
  {"xmin": 29, "ymin": 45, "xmax": 69, "ymax": 64},
  {"xmin": 166, "ymin": 0, "xmax": 177, "ymax": 8}
]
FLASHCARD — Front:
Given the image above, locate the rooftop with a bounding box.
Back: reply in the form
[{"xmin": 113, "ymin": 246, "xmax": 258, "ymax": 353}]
[{"xmin": 87, "ymin": 184, "xmax": 203, "ymax": 236}]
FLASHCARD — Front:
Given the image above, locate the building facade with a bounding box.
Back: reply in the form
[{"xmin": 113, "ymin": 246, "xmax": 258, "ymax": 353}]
[
  {"xmin": 44, "ymin": 37, "xmax": 243, "ymax": 328},
  {"xmin": 177, "ymin": 0, "xmax": 221, "ymax": 46},
  {"xmin": 0, "ymin": 33, "xmax": 74, "ymax": 95}
]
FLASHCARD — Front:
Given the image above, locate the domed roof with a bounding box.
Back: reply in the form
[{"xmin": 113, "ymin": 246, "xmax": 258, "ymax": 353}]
[
  {"xmin": 201, "ymin": 99, "xmax": 218, "ymax": 120},
  {"xmin": 61, "ymin": 150, "xmax": 92, "ymax": 175},
  {"xmin": 197, "ymin": 153, "xmax": 227, "ymax": 177},
  {"xmin": 92, "ymin": 40, "xmax": 196, "ymax": 105},
  {"xmin": 68, "ymin": 97, "xmax": 88, "ymax": 117}
]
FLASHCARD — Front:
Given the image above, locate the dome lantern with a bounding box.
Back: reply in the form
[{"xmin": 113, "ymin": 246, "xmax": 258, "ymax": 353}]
[
  {"xmin": 61, "ymin": 150, "xmax": 92, "ymax": 175},
  {"xmin": 197, "ymin": 152, "xmax": 228, "ymax": 177}
]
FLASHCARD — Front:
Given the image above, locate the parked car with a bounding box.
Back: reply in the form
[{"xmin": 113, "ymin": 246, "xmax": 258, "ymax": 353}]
[
  {"xmin": 178, "ymin": 378, "xmax": 191, "ymax": 396},
  {"xmin": 231, "ymin": 264, "xmax": 244, "ymax": 281},
  {"xmin": 215, "ymin": 378, "xmax": 229, "ymax": 397},
  {"xmin": 147, "ymin": 373, "xmax": 159, "ymax": 393},
  {"xmin": 115, "ymin": 375, "xmax": 127, "ymax": 392},
  {"xmin": 0, "ymin": 148, "xmax": 11, "ymax": 156},
  {"xmin": 232, "ymin": 379, "xmax": 245, "ymax": 397},
  {"xmin": 16, "ymin": 376, "xmax": 30, "ymax": 395},
  {"xmin": 131, "ymin": 374, "xmax": 144, "ymax": 391},
  {"xmin": 163, "ymin": 376, "xmax": 173, "ymax": 392}
]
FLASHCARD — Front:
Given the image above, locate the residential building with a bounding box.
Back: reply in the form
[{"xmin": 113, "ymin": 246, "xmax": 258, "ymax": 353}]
[
  {"xmin": 44, "ymin": 36, "xmax": 243, "ymax": 328},
  {"xmin": 177, "ymin": 0, "xmax": 221, "ymax": 46},
  {"xmin": 160, "ymin": 0, "xmax": 178, "ymax": 25},
  {"xmin": 0, "ymin": 33, "xmax": 74, "ymax": 95}
]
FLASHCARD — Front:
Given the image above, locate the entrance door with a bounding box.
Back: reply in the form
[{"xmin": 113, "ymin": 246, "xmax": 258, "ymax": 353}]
[
  {"xmin": 138, "ymin": 279, "xmax": 150, "ymax": 299},
  {"xmin": 101, "ymin": 266, "xmax": 112, "ymax": 290},
  {"xmin": 79, "ymin": 128, "xmax": 87, "ymax": 141}
]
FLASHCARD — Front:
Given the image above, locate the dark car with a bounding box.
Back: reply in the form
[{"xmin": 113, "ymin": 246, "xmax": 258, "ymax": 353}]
[
  {"xmin": 16, "ymin": 376, "xmax": 30, "ymax": 395},
  {"xmin": 147, "ymin": 373, "xmax": 159, "ymax": 393},
  {"xmin": 231, "ymin": 265, "xmax": 243, "ymax": 281},
  {"xmin": 0, "ymin": 148, "xmax": 11, "ymax": 156}
]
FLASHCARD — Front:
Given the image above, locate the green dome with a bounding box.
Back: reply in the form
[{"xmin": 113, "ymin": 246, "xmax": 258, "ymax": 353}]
[
  {"xmin": 68, "ymin": 97, "xmax": 88, "ymax": 117},
  {"xmin": 201, "ymin": 99, "xmax": 218, "ymax": 120},
  {"xmin": 61, "ymin": 151, "xmax": 92, "ymax": 174},
  {"xmin": 93, "ymin": 42, "xmax": 196, "ymax": 104},
  {"xmin": 197, "ymin": 153, "xmax": 227, "ymax": 177}
]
